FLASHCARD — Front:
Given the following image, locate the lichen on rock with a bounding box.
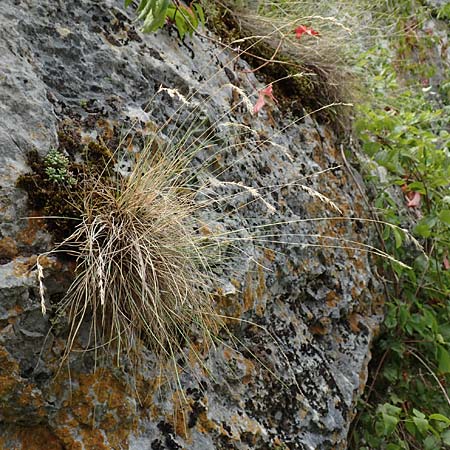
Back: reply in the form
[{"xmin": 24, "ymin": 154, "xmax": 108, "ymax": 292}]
[{"xmin": 0, "ymin": 1, "xmax": 384, "ymax": 449}]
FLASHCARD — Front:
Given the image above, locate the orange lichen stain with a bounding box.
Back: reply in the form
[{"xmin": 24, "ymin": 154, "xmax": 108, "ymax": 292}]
[
  {"xmin": 53, "ymin": 426, "xmax": 83, "ymax": 450},
  {"xmin": 170, "ymin": 391, "xmax": 192, "ymax": 442},
  {"xmin": 52, "ymin": 369, "xmax": 135, "ymax": 450},
  {"xmin": 78, "ymin": 429, "xmax": 108, "ymax": 450},
  {"xmin": 12, "ymin": 257, "xmax": 36, "ymax": 277},
  {"xmin": 309, "ymin": 324, "xmax": 327, "ymax": 336},
  {"xmin": 198, "ymin": 222, "xmax": 213, "ymax": 236},
  {"xmin": 326, "ymin": 291, "xmax": 339, "ymax": 308},
  {"xmin": 0, "ymin": 347, "xmax": 20, "ymax": 396},
  {"xmin": 256, "ymin": 263, "xmax": 265, "ymax": 298},
  {"xmin": 230, "ymin": 278, "xmax": 241, "ymax": 290},
  {"xmin": 97, "ymin": 118, "xmax": 115, "ymax": 142},
  {"xmin": 7, "ymin": 304, "xmax": 24, "ymax": 318},
  {"xmin": 186, "ymin": 344, "xmax": 210, "ymax": 379},
  {"xmin": 0, "ymin": 375, "xmax": 17, "ymax": 398},
  {"xmin": 230, "ymin": 413, "xmax": 262, "ymax": 437},
  {"xmin": 11, "ymin": 254, "xmax": 61, "ymax": 278},
  {"xmin": 0, "ymin": 236, "xmax": 18, "ymax": 260},
  {"xmin": 222, "ymin": 347, "xmax": 233, "ymax": 361},
  {"xmin": 241, "ymin": 358, "xmax": 256, "ymax": 385},
  {"xmin": 135, "ymin": 374, "xmax": 165, "ymax": 409},
  {"xmin": 17, "ymin": 427, "xmax": 64, "ymax": 450},
  {"xmin": 243, "ymin": 271, "xmax": 254, "ymax": 312},
  {"xmin": 345, "ymin": 245, "xmax": 356, "ymax": 259},
  {"xmin": 352, "ymin": 257, "xmax": 365, "ymax": 271},
  {"xmin": 196, "ymin": 409, "xmax": 219, "ymax": 434},
  {"xmin": 348, "ymin": 313, "xmax": 362, "ymax": 333},
  {"xmin": 312, "ymin": 147, "xmax": 326, "ymax": 167},
  {"xmin": 214, "ymin": 288, "xmax": 243, "ymax": 322},
  {"xmin": 286, "ymin": 259, "xmax": 301, "ymax": 277},
  {"xmin": 16, "ymin": 213, "xmax": 45, "ymax": 246},
  {"xmin": 309, "ymin": 317, "xmax": 331, "ymax": 336},
  {"xmin": 299, "ymin": 408, "xmax": 308, "ymax": 420},
  {"xmin": 0, "ymin": 347, "xmax": 46, "ymax": 424},
  {"xmin": 17, "ymin": 384, "xmax": 45, "ymax": 414},
  {"xmin": 255, "ymin": 263, "xmax": 266, "ymax": 317},
  {"xmin": 263, "ymin": 247, "xmax": 275, "ymax": 262},
  {"xmin": 222, "ymin": 348, "xmax": 255, "ymax": 384}
]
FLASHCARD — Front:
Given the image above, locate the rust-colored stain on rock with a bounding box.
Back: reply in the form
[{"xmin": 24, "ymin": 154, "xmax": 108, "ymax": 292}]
[
  {"xmin": 16, "ymin": 213, "xmax": 45, "ymax": 246},
  {"xmin": 0, "ymin": 237, "xmax": 18, "ymax": 261}
]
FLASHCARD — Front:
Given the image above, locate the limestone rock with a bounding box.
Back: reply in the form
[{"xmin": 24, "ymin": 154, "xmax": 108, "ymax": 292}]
[{"xmin": 0, "ymin": 1, "xmax": 383, "ymax": 449}]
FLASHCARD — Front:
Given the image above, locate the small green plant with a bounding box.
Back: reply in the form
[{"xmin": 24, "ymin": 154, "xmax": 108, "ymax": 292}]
[
  {"xmin": 125, "ymin": 0, "xmax": 205, "ymax": 38},
  {"xmin": 44, "ymin": 148, "xmax": 77, "ymax": 186}
]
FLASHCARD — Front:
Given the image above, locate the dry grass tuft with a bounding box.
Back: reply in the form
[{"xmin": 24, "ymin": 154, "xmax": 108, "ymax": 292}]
[
  {"xmin": 48, "ymin": 140, "xmax": 221, "ymax": 369},
  {"xmin": 205, "ymin": 0, "xmax": 379, "ymax": 127}
]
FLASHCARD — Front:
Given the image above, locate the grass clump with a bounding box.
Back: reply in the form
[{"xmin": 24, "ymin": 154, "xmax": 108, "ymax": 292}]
[
  {"xmin": 204, "ymin": 0, "xmax": 373, "ymax": 128},
  {"xmin": 40, "ymin": 136, "xmax": 222, "ymax": 370}
]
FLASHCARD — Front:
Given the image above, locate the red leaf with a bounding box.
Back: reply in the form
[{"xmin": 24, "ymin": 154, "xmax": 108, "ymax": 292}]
[
  {"xmin": 406, "ymin": 191, "xmax": 421, "ymax": 208},
  {"xmin": 444, "ymin": 255, "xmax": 450, "ymax": 271},
  {"xmin": 253, "ymin": 95, "xmax": 266, "ymax": 114},
  {"xmin": 253, "ymin": 84, "xmax": 277, "ymax": 114},
  {"xmin": 294, "ymin": 25, "xmax": 320, "ymax": 39}
]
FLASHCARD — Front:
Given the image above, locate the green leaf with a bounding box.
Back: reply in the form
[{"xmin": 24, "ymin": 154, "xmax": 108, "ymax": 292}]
[
  {"xmin": 438, "ymin": 4, "xmax": 450, "ymax": 20},
  {"xmin": 423, "ymin": 435, "xmax": 441, "ymax": 450},
  {"xmin": 386, "ymin": 444, "xmax": 402, "ymax": 450},
  {"xmin": 438, "ymin": 209, "xmax": 450, "ymax": 225},
  {"xmin": 383, "ymin": 403, "xmax": 402, "ymax": 416},
  {"xmin": 414, "ymin": 221, "xmax": 432, "ymax": 238},
  {"xmin": 405, "ymin": 419, "xmax": 417, "ymax": 435},
  {"xmin": 363, "ymin": 141, "xmax": 382, "ymax": 156},
  {"xmin": 429, "ymin": 414, "xmax": 450, "ymax": 424},
  {"xmin": 407, "ymin": 181, "xmax": 425, "ymax": 193},
  {"xmin": 124, "ymin": 0, "xmax": 134, "ymax": 6},
  {"xmin": 442, "ymin": 429, "xmax": 450, "ymax": 445},
  {"xmin": 382, "ymin": 413, "xmax": 399, "ymax": 435},
  {"xmin": 393, "ymin": 227, "xmax": 403, "ymax": 249},
  {"xmin": 413, "ymin": 416, "xmax": 429, "ymax": 435},
  {"xmin": 187, "ymin": 7, "xmax": 199, "ymax": 31},
  {"xmin": 383, "ymin": 225, "xmax": 391, "ymax": 240},
  {"xmin": 398, "ymin": 305, "xmax": 409, "ymax": 328},
  {"xmin": 437, "ymin": 345, "xmax": 450, "ymax": 374},
  {"xmin": 174, "ymin": 12, "xmax": 188, "ymax": 39},
  {"xmin": 137, "ymin": 0, "xmax": 152, "ymax": 17},
  {"xmin": 413, "ymin": 409, "xmax": 426, "ymax": 419},
  {"xmin": 193, "ymin": 3, "xmax": 205, "ymax": 25},
  {"xmin": 140, "ymin": 0, "xmax": 170, "ymax": 32}
]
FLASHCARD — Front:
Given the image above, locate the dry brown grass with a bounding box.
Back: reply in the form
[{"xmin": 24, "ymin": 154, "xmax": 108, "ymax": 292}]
[
  {"xmin": 43, "ymin": 138, "xmax": 222, "ymax": 370},
  {"xmin": 205, "ymin": 0, "xmax": 381, "ymax": 128}
]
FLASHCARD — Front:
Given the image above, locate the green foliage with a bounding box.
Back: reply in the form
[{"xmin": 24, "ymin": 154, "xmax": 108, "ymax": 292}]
[
  {"xmin": 351, "ymin": 2, "xmax": 450, "ymax": 449},
  {"xmin": 44, "ymin": 149, "xmax": 77, "ymax": 186},
  {"xmin": 125, "ymin": 0, "xmax": 205, "ymax": 38},
  {"xmin": 437, "ymin": 4, "xmax": 450, "ymax": 21},
  {"xmin": 355, "ymin": 404, "xmax": 450, "ymax": 449}
]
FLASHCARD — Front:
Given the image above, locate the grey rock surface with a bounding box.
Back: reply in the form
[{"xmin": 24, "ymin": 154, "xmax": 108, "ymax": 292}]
[{"xmin": 0, "ymin": 1, "xmax": 383, "ymax": 449}]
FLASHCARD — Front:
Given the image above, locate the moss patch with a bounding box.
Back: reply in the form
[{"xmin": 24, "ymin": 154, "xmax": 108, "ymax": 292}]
[{"xmin": 17, "ymin": 120, "xmax": 119, "ymax": 243}]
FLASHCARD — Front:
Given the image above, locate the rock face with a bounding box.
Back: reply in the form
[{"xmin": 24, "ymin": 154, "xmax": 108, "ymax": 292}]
[{"xmin": 0, "ymin": 1, "xmax": 383, "ymax": 449}]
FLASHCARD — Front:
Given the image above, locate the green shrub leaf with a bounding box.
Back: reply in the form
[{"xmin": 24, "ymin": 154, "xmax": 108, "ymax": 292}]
[{"xmin": 437, "ymin": 345, "xmax": 450, "ymax": 374}]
